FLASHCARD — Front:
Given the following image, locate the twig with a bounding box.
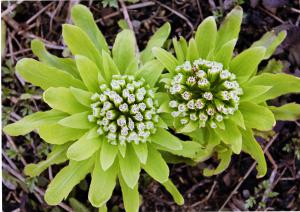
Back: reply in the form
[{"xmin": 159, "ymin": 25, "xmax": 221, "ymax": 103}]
[
  {"xmin": 191, "ymin": 180, "xmax": 217, "ymax": 207},
  {"xmin": 2, "ymin": 14, "xmax": 64, "ymax": 50},
  {"xmin": 95, "ymin": 1, "xmax": 155, "ymax": 23},
  {"xmin": 119, "ymin": 0, "xmax": 134, "ymax": 32},
  {"xmin": 6, "ymin": 135, "xmax": 27, "ymax": 166},
  {"xmin": 289, "ymin": 7, "xmax": 300, "ymax": 14},
  {"xmin": 258, "ymin": 6, "xmax": 285, "ymax": 24},
  {"xmin": 6, "ymin": 48, "xmax": 32, "ymax": 57},
  {"xmin": 196, "ymin": 0, "xmax": 204, "ymax": 21},
  {"xmin": 218, "ymin": 134, "xmax": 279, "ymax": 211},
  {"xmin": 3, "ymin": 162, "xmax": 73, "ymax": 212},
  {"xmin": 118, "ymin": 0, "xmax": 140, "ymax": 56},
  {"xmin": 25, "ymin": 2, "xmax": 53, "ymax": 25},
  {"xmin": 1, "ymin": 0, "xmax": 25, "ymax": 17},
  {"xmin": 2, "ymin": 151, "xmax": 20, "ymax": 171},
  {"xmin": 154, "ymin": 0, "xmax": 194, "ymax": 34}
]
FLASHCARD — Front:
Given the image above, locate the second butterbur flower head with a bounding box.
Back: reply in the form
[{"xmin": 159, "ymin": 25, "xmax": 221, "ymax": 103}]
[
  {"xmin": 3, "ymin": 4, "xmax": 202, "ymax": 211},
  {"xmin": 154, "ymin": 6, "xmax": 300, "ymax": 177}
]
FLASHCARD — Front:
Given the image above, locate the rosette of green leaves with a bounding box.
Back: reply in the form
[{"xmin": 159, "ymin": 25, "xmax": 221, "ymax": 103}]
[
  {"xmin": 3, "ymin": 4, "xmax": 201, "ymax": 211},
  {"xmin": 153, "ymin": 6, "xmax": 300, "ymax": 178}
]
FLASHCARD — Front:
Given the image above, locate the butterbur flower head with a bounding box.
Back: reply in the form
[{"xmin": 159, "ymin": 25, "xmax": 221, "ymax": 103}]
[
  {"xmin": 166, "ymin": 58, "xmax": 243, "ymax": 129},
  {"xmin": 154, "ymin": 6, "xmax": 300, "ymax": 179},
  {"xmin": 3, "ymin": 4, "xmax": 203, "ymax": 211},
  {"xmin": 89, "ymin": 75, "xmax": 159, "ymax": 145}
]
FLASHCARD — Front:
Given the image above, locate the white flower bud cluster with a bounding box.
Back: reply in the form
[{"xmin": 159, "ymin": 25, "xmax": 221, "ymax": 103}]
[
  {"xmin": 88, "ymin": 75, "xmax": 159, "ymax": 145},
  {"xmin": 166, "ymin": 59, "xmax": 243, "ymax": 129}
]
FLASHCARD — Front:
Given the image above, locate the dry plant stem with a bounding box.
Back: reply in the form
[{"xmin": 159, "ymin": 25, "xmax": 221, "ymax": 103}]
[
  {"xmin": 196, "ymin": 0, "xmax": 204, "ymax": 21},
  {"xmin": 3, "ymin": 162, "xmax": 73, "ymax": 212},
  {"xmin": 25, "ymin": 2, "xmax": 54, "ymax": 25},
  {"xmin": 119, "ymin": 0, "xmax": 134, "ymax": 32},
  {"xmin": 6, "ymin": 135, "xmax": 27, "ymax": 166},
  {"xmin": 2, "ymin": 15, "xmax": 64, "ymax": 50},
  {"xmin": 289, "ymin": 7, "xmax": 300, "ymax": 14},
  {"xmin": 1, "ymin": 0, "xmax": 25, "ymax": 17},
  {"xmin": 95, "ymin": 1, "xmax": 155, "ymax": 23},
  {"xmin": 154, "ymin": 0, "xmax": 194, "ymax": 34},
  {"xmin": 2, "ymin": 151, "xmax": 19, "ymax": 171},
  {"xmin": 118, "ymin": 0, "xmax": 140, "ymax": 56},
  {"xmin": 191, "ymin": 180, "xmax": 217, "ymax": 207},
  {"xmin": 258, "ymin": 6, "xmax": 285, "ymax": 24},
  {"xmin": 218, "ymin": 133, "xmax": 279, "ymax": 211}
]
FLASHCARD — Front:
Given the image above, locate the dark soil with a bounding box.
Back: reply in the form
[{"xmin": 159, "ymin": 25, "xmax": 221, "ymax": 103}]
[{"xmin": 2, "ymin": 0, "xmax": 300, "ymax": 211}]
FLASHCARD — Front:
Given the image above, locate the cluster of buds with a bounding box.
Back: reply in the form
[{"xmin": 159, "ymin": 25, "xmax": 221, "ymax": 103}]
[
  {"xmin": 88, "ymin": 75, "xmax": 159, "ymax": 145},
  {"xmin": 165, "ymin": 59, "xmax": 243, "ymax": 129}
]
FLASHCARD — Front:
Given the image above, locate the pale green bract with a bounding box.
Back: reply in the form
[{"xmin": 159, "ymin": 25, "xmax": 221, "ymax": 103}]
[
  {"xmin": 3, "ymin": 4, "xmax": 199, "ymax": 211},
  {"xmin": 153, "ymin": 6, "xmax": 300, "ymax": 178}
]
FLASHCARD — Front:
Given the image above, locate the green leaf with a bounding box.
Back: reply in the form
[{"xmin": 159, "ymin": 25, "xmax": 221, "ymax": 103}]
[
  {"xmin": 99, "ymin": 205, "xmax": 107, "ymax": 212},
  {"xmin": 124, "ymin": 57, "xmax": 139, "ymax": 76},
  {"xmin": 67, "ymin": 132, "xmax": 101, "ymax": 161},
  {"xmin": 140, "ymin": 22, "xmax": 171, "ymax": 63},
  {"xmin": 215, "ymin": 6, "xmax": 243, "ymax": 51},
  {"xmin": 215, "ymin": 39, "xmax": 237, "ymax": 68},
  {"xmin": 157, "ymin": 140, "xmax": 202, "ymax": 158},
  {"xmin": 39, "ymin": 123, "xmax": 86, "ymax": 144},
  {"xmin": 162, "ymin": 180, "xmax": 184, "ymax": 205},
  {"xmin": 16, "ymin": 58, "xmax": 85, "ymax": 90},
  {"xmin": 151, "ymin": 128, "xmax": 182, "ymax": 151},
  {"xmin": 269, "ymin": 103, "xmax": 300, "ymax": 121},
  {"xmin": 172, "ymin": 38, "xmax": 185, "ymax": 64},
  {"xmin": 155, "ymin": 92, "xmax": 170, "ymax": 107},
  {"xmin": 88, "ymin": 156, "xmax": 117, "ymax": 207},
  {"xmin": 177, "ymin": 121, "xmax": 198, "ymax": 133},
  {"xmin": 24, "ymin": 144, "xmax": 70, "ymax": 177},
  {"xmin": 240, "ymin": 85, "xmax": 271, "ymax": 102},
  {"xmin": 179, "ymin": 36, "xmax": 188, "ymax": 56},
  {"xmin": 239, "ymin": 102, "xmax": 275, "ymax": 131},
  {"xmin": 118, "ymin": 19, "xmax": 129, "ymax": 29},
  {"xmin": 112, "ymin": 29, "xmax": 136, "ymax": 73},
  {"xmin": 69, "ymin": 197, "xmax": 90, "ymax": 212},
  {"xmin": 241, "ymin": 128, "xmax": 267, "ymax": 178},
  {"xmin": 195, "ymin": 16, "xmax": 217, "ymax": 59},
  {"xmin": 118, "ymin": 144, "xmax": 127, "ymax": 158},
  {"xmin": 3, "ymin": 110, "xmax": 66, "ymax": 136},
  {"xmin": 119, "ymin": 174, "xmax": 140, "ymax": 212},
  {"xmin": 251, "ymin": 30, "xmax": 286, "ymax": 59},
  {"xmin": 230, "ymin": 47, "xmax": 266, "ymax": 83},
  {"xmin": 230, "ymin": 110, "xmax": 245, "ymax": 129},
  {"xmin": 102, "ymin": 50, "xmax": 120, "ymax": 82},
  {"xmin": 45, "ymin": 157, "xmax": 95, "ymax": 205},
  {"xmin": 71, "ymin": 4, "xmax": 109, "ymax": 53},
  {"xmin": 58, "ymin": 111, "xmax": 94, "ymax": 129},
  {"xmin": 137, "ymin": 60, "xmax": 164, "ymax": 87},
  {"xmin": 203, "ymin": 149, "xmax": 232, "ymax": 176},
  {"xmin": 261, "ymin": 59, "xmax": 283, "ymax": 74},
  {"xmin": 70, "ymin": 87, "xmax": 92, "ymax": 107},
  {"xmin": 100, "ymin": 139, "xmax": 118, "ymax": 171},
  {"xmin": 186, "ymin": 38, "xmax": 199, "ymax": 62},
  {"xmin": 118, "ymin": 145, "xmax": 140, "ymax": 188},
  {"xmin": 215, "ymin": 119, "xmax": 242, "ymax": 154},
  {"xmin": 75, "ymin": 55, "xmax": 104, "ymax": 92},
  {"xmin": 62, "ymin": 24, "xmax": 102, "ymax": 70},
  {"xmin": 43, "ymin": 87, "xmax": 88, "ymax": 114},
  {"xmin": 152, "ymin": 47, "xmax": 178, "ymax": 74},
  {"xmin": 142, "ymin": 144, "xmax": 169, "ymax": 183},
  {"xmin": 132, "ymin": 143, "xmax": 148, "ymax": 164},
  {"xmin": 248, "ymin": 73, "xmax": 300, "ymax": 103},
  {"xmin": 31, "ymin": 39, "xmax": 80, "ymax": 78}
]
